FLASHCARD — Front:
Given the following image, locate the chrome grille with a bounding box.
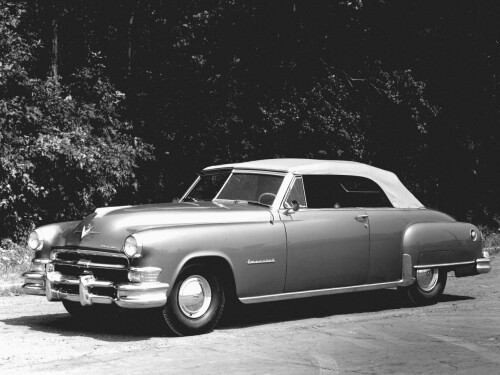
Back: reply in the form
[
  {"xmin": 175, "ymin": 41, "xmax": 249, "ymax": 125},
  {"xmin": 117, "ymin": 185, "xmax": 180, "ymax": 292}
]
[{"xmin": 51, "ymin": 248, "xmax": 129, "ymax": 283}]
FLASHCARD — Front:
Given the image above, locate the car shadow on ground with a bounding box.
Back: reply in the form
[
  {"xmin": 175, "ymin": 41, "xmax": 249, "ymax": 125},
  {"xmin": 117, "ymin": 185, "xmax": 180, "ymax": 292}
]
[
  {"xmin": 1, "ymin": 290, "xmax": 474, "ymax": 340},
  {"xmin": 0, "ymin": 308, "xmax": 168, "ymax": 341},
  {"xmin": 218, "ymin": 289, "xmax": 474, "ymax": 329}
]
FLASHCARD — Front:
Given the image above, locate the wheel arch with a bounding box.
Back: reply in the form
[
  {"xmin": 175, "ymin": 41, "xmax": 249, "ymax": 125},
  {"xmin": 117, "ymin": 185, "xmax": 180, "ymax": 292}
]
[{"xmin": 168, "ymin": 253, "xmax": 237, "ymax": 299}]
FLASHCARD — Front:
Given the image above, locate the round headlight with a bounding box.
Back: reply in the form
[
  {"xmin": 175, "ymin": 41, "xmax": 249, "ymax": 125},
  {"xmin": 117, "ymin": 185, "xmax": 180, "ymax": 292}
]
[
  {"xmin": 123, "ymin": 235, "xmax": 141, "ymax": 258},
  {"xmin": 28, "ymin": 230, "xmax": 43, "ymax": 251}
]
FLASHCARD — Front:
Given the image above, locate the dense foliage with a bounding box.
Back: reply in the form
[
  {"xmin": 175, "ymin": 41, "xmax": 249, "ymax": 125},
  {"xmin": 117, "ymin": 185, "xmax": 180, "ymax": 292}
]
[
  {"xmin": 0, "ymin": 2, "xmax": 151, "ymax": 239},
  {"xmin": 0, "ymin": 0, "xmax": 499, "ymax": 240}
]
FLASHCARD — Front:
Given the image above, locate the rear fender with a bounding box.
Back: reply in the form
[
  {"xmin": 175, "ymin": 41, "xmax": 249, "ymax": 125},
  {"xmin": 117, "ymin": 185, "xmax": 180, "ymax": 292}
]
[{"xmin": 402, "ymin": 221, "xmax": 482, "ymax": 270}]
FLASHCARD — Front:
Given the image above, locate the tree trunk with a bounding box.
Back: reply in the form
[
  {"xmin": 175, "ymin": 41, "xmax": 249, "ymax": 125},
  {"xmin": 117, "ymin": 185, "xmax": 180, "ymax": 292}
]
[
  {"xmin": 128, "ymin": 1, "xmax": 139, "ymax": 80},
  {"xmin": 51, "ymin": 4, "xmax": 59, "ymax": 79}
]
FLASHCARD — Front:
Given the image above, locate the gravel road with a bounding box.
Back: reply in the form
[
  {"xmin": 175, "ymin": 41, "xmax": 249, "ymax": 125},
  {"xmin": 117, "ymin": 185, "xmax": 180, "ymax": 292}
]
[{"xmin": 1, "ymin": 257, "xmax": 498, "ymax": 375}]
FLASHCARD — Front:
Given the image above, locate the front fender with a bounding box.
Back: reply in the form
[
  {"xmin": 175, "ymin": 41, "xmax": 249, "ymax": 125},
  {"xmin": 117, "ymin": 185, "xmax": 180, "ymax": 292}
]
[
  {"xmin": 33, "ymin": 221, "xmax": 80, "ymax": 259},
  {"xmin": 131, "ymin": 221, "xmax": 287, "ymax": 299}
]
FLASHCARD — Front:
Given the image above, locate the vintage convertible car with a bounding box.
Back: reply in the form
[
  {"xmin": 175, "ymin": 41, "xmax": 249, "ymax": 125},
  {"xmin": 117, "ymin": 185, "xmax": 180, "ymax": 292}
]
[{"xmin": 22, "ymin": 159, "xmax": 491, "ymax": 335}]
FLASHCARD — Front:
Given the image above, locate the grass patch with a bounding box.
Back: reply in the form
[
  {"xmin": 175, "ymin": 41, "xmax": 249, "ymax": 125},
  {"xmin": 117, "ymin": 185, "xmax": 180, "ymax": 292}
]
[
  {"xmin": 0, "ymin": 283, "xmax": 23, "ymax": 297},
  {"xmin": 0, "ymin": 239, "xmax": 31, "ymax": 296},
  {"xmin": 479, "ymin": 226, "xmax": 500, "ymax": 255}
]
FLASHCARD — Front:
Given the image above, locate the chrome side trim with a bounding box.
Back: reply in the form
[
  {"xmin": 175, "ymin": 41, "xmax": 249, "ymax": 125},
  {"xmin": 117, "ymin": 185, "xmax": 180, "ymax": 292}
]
[
  {"xmin": 247, "ymin": 258, "xmax": 276, "ymax": 265},
  {"xmin": 414, "ymin": 260, "xmax": 475, "ymax": 269},
  {"xmin": 240, "ymin": 253, "xmax": 415, "ymax": 304},
  {"xmin": 239, "ymin": 280, "xmax": 405, "ymax": 304}
]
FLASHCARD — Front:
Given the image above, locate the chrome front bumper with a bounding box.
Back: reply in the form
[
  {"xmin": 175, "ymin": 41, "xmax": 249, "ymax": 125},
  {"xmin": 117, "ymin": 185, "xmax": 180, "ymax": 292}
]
[{"xmin": 22, "ymin": 263, "xmax": 169, "ymax": 309}]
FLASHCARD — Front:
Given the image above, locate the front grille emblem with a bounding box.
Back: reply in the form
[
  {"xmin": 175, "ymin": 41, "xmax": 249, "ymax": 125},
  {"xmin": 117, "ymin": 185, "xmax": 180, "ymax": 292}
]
[
  {"xmin": 81, "ymin": 224, "xmax": 92, "ymax": 239},
  {"xmin": 77, "ymin": 224, "xmax": 100, "ymax": 239}
]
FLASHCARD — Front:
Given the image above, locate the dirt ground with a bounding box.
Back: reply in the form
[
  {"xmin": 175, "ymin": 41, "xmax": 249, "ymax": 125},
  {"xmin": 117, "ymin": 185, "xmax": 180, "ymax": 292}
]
[{"xmin": 0, "ymin": 257, "xmax": 498, "ymax": 375}]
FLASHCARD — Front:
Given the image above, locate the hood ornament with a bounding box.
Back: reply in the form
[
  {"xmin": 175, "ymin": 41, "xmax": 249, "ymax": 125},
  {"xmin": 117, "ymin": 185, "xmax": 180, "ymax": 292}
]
[{"xmin": 78, "ymin": 223, "xmax": 99, "ymax": 239}]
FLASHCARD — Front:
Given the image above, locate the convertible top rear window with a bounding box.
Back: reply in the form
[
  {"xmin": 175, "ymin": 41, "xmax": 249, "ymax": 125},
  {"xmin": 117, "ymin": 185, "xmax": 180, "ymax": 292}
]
[{"xmin": 303, "ymin": 175, "xmax": 393, "ymax": 208}]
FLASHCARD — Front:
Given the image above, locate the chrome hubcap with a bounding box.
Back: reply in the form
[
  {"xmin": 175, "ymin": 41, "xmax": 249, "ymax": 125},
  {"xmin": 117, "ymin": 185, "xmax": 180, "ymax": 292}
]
[
  {"xmin": 416, "ymin": 268, "xmax": 439, "ymax": 292},
  {"xmin": 178, "ymin": 275, "xmax": 212, "ymax": 318}
]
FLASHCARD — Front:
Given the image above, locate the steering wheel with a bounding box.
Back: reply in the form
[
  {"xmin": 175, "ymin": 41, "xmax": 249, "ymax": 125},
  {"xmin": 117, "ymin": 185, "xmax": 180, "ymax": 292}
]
[{"xmin": 258, "ymin": 192, "xmax": 277, "ymax": 205}]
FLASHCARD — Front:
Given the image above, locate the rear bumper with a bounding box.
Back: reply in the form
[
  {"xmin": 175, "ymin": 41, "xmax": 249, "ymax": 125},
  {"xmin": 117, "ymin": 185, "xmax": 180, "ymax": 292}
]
[
  {"xmin": 453, "ymin": 252, "xmax": 491, "ymax": 277},
  {"xmin": 475, "ymin": 257, "xmax": 491, "ymax": 274},
  {"xmin": 22, "ymin": 263, "xmax": 169, "ymax": 309}
]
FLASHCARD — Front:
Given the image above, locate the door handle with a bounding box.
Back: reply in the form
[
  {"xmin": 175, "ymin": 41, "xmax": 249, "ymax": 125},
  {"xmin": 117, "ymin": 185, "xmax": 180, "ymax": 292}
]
[{"xmin": 355, "ymin": 214, "xmax": 368, "ymax": 221}]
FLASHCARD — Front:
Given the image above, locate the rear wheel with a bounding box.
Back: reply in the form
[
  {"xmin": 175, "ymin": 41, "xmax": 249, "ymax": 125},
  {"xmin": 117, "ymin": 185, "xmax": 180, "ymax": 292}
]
[
  {"xmin": 401, "ymin": 267, "xmax": 447, "ymax": 305},
  {"xmin": 162, "ymin": 264, "xmax": 225, "ymax": 336}
]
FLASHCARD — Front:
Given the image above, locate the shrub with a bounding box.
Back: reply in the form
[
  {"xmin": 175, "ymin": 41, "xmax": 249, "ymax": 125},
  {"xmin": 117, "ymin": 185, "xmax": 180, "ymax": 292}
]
[{"xmin": 0, "ymin": 2, "xmax": 152, "ymax": 240}]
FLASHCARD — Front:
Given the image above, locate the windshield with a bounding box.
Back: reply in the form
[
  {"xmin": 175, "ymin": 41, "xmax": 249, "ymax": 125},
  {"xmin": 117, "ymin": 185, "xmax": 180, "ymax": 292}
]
[
  {"xmin": 185, "ymin": 170, "xmax": 231, "ymax": 202},
  {"xmin": 184, "ymin": 171, "xmax": 284, "ymax": 206}
]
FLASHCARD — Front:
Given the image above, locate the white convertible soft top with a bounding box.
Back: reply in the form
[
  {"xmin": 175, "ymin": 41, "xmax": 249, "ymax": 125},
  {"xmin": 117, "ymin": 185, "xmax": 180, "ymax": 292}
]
[{"xmin": 204, "ymin": 158, "xmax": 424, "ymax": 208}]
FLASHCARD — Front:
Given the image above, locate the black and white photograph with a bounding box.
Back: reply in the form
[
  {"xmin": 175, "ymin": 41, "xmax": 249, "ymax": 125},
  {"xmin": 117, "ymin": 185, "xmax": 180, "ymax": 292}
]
[{"xmin": 0, "ymin": 1, "xmax": 499, "ymax": 374}]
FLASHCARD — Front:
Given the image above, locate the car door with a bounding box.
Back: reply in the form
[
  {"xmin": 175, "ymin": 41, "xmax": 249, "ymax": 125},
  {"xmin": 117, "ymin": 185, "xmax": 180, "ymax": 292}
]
[
  {"xmin": 336, "ymin": 176, "xmax": 402, "ymax": 284},
  {"xmin": 280, "ymin": 175, "xmax": 370, "ymax": 292}
]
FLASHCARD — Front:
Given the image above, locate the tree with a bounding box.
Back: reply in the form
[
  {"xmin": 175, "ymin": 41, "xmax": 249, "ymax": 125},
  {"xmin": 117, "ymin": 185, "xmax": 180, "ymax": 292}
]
[{"xmin": 0, "ymin": 1, "xmax": 151, "ymax": 240}]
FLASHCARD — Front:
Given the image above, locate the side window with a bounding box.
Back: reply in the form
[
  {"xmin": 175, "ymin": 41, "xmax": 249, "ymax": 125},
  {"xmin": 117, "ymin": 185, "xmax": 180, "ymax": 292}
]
[
  {"xmin": 285, "ymin": 177, "xmax": 307, "ymax": 207},
  {"xmin": 302, "ymin": 175, "xmax": 392, "ymax": 209},
  {"xmin": 302, "ymin": 175, "xmax": 342, "ymax": 208},
  {"xmin": 339, "ymin": 176, "xmax": 392, "ymax": 207}
]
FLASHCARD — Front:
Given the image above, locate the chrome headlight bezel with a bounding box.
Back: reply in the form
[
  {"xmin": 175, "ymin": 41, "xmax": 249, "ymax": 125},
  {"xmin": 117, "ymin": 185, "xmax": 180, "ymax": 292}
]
[
  {"xmin": 123, "ymin": 234, "xmax": 142, "ymax": 258},
  {"xmin": 28, "ymin": 230, "xmax": 44, "ymax": 251}
]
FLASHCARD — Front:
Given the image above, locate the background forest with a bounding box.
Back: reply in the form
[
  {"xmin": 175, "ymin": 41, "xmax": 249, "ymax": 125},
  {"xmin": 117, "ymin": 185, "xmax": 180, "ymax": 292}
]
[{"xmin": 1, "ymin": 0, "xmax": 499, "ymax": 241}]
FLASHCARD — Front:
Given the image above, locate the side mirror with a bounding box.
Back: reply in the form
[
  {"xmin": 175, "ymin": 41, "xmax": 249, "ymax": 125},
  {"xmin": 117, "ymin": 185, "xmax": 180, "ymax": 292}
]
[
  {"xmin": 172, "ymin": 197, "xmax": 180, "ymax": 203},
  {"xmin": 284, "ymin": 200, "xmax": 300, "ymax": 216}
]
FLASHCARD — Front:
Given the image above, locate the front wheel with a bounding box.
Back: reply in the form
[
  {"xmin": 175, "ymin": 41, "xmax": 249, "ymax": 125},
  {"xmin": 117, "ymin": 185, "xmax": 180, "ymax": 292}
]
[
  {"xmin": 162, "ymin": 264, "xmax": 225, "ymax": 336},
  {"xmin": 400, "ymin": 267, "xmax": 447, "ymax": 305}
]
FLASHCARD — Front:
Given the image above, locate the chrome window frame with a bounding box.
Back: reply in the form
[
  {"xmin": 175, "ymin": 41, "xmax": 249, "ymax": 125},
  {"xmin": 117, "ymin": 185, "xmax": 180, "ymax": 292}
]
[
  {"xmin": 281, "ymin": 175, "xmax": 308, "ymax": 209},
  {"xmin": 180, "ymin": 169, "xmax": 232, "ymax": 202},
  {"xmin": 282, "ymin": 173, "xmax": 395, "ymax": 210}
]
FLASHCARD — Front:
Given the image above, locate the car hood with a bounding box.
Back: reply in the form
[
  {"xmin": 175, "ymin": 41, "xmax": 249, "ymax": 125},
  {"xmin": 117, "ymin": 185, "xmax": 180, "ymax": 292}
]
[{"xmin": 60, "ymin": 201, "xmax": 273, "ymax": 252}]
